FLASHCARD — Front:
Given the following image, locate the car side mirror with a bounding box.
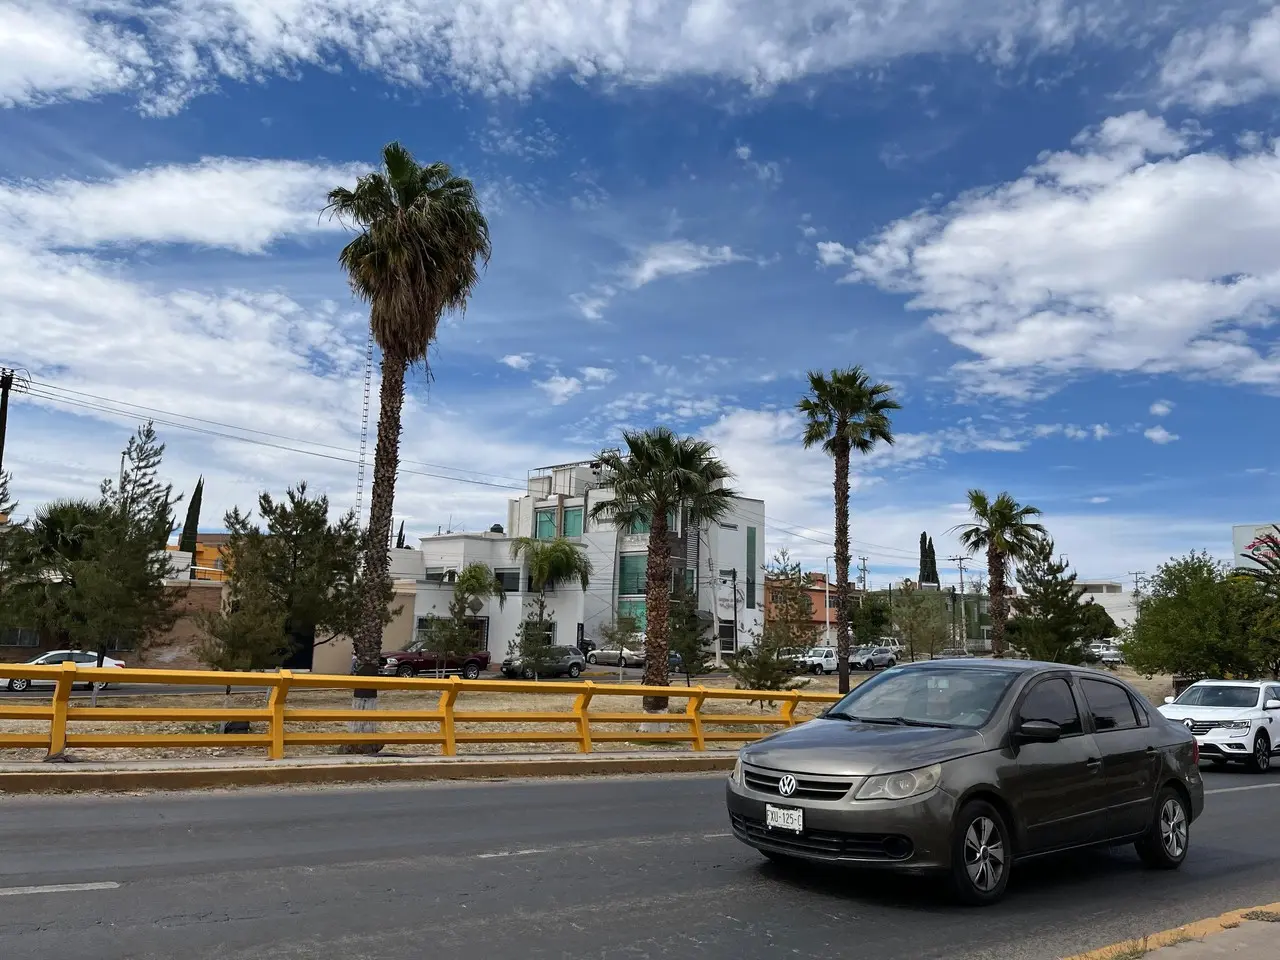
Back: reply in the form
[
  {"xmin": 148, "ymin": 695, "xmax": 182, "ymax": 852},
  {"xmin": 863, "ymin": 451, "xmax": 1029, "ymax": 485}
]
[
  {"xmin": 1266, "ymin": 700, "xmax": 1280, "ymax": 711},
  {"xmin": 1163, "ymin": 697, "xmax": 1175, "ymax": 705},
  {"xmin": 1015, "ymin": 719, "xmax": 1062, "ymax": 744}
]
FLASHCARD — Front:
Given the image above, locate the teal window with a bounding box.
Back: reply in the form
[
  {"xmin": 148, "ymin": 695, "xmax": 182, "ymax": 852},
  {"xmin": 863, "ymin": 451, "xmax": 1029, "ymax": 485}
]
[
  {"xmin": 562, "ymin": 507, "xmax": 583, "ymax": 538},
  {"xmin": 535, "ymin": 508, "xmax": 556, "ymax": 539},
  {"xmin": 746, "ymin": 527, "xmax": 757, "ymax": 609},
  {"xmin": 618, "ymin": 554, "xmax": 647, "ymax": 595},
  {"xmin": 625, "ymin": 507, "xmax": 677, "ymax": 535},
  {"xmin": 617, "ymin": 599, "xmax": 647, "ymax": 631},
  {"xmin": 671, "ymin": 567, "xmax": 695, "ymax": 593}
]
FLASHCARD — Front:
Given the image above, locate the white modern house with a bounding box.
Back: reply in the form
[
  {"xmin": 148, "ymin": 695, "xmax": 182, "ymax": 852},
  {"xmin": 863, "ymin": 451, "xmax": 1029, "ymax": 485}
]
[
  {"xmin": 1076, "ymin": 579, "xmax": 1136, "ymax": 629},
  {"xmin": 385, "ymin": 459, "xmax": 766, "ymax": 666}
]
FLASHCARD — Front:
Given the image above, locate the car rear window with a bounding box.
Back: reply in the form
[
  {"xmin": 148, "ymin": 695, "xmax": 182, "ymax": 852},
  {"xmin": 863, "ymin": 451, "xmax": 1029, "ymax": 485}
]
[{"xmin": 1079, "ymin": 678, "xmax": 1139, "ymax": 732}]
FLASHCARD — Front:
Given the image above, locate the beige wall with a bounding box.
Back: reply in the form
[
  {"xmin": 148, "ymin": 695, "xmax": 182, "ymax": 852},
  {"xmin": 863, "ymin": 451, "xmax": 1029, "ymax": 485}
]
[{"xmin": 311, "ymin": 581, "xmax": 417, "ymax": 676}]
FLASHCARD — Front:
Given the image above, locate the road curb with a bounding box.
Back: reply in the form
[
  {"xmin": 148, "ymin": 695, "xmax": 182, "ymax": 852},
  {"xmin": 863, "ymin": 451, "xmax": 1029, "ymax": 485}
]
[
  {"xmin": 1060, "ymin": 900, "xmax": 1280, "ymax": 959},
  {"xmin": 0, "ymin": 753, "xmax": 735, "ymax": 794}
]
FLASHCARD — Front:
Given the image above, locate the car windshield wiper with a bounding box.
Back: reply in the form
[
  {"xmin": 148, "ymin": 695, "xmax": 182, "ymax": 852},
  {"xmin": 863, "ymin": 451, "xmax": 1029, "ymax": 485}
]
[
  {"xmin": 825, "ymin": 713, "xmax": 956, "ymax": 728},
  {"xmin": 884, "ymin": 716, "xmax": 956, "ymax": 729}
]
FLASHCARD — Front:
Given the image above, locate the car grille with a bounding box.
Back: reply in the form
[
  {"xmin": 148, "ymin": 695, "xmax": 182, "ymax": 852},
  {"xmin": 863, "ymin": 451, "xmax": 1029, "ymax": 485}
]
[
  {"xmin": 742, "ymin": 765, "xmax": 855, "ymax": 801},
  {"xmin": 730, "ymin": 814, "xmax": 913, "ymax": 861},
  {"xmin": 1189, "ymin": 721, "xmax": 1224, "ymax": 735}
]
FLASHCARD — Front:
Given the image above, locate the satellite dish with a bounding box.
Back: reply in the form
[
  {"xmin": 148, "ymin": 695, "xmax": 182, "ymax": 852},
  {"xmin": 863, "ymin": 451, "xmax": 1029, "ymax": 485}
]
[{"xmin": 467, "ymin": 597, "xmax": 484, "ymax": 614}]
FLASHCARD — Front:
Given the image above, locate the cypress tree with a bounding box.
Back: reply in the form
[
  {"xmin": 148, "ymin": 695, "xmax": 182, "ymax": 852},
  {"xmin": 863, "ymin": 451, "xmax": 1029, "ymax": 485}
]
[{"xmin": 179, "ymin": 476, "xmax": 203, "ymax": 556}]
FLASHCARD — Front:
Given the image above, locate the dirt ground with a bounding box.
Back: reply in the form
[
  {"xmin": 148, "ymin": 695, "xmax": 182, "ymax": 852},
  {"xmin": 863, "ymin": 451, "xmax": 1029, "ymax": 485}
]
[{"xmin": 0, "ymin": 665, "xmax": 1175, "ymax": 763}]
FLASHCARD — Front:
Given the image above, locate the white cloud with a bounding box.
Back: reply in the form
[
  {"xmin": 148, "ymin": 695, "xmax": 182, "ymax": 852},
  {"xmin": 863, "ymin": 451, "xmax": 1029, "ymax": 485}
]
[
  {"xmin": 580, "ymin": 366, "xmax": 615, "ymax": 384},
  {"xmin": 2, "ymin": 0, "xmax": 1189, "ymax": 113},
  {"xmin": 535, "ymin": 374, "xmax": 583, "ymax": 405},
  {"xmin": 1149, "ymin": 399, "xmax": 1174, "ymax": 416},
  {"xmin": 734, "ymin": 142, "xmax": 782, "ymax": 184},
  {"xmin": 1088, "ymin": 496, "xmax": 1110, "ymax": 503},
  {"xmin": 1160, "ymin": 7, "xmax": 1280, "ymax": 110},
  {"xmin": 826, "ymin": 110, "xmax": 1280, "ymax": 398},
  {"xmin": 1144, "ymin": 424, "xmax": 1180, "ymax": 444},
  {"xmin": 500, "ymin": 354, "xmax": 532, "ymax": 370},
  {"xmin": 572, "ymin": 240, "xmax": 746, "ymax": 318},
  {"xmin": 0, "ymin": 158, "xmax": 363, "ymax": 254}
]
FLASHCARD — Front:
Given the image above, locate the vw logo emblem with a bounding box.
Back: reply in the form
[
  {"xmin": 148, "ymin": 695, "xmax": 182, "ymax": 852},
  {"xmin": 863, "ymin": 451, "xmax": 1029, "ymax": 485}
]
[
  {"xmin": 777, "ymin": 775, "xmax": 797, "ymax": 797},
  {"xmin": 1184, "ymin": 719, "xmax": 1195, "ymax": 730}
]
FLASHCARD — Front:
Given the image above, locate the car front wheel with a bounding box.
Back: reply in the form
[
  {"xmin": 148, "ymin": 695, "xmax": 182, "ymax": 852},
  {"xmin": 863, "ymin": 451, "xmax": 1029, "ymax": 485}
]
[
  {"xmin": 568, "ymin": 664, "xmax": 582, "ymax": 678},
  {"xmin": 1136, "ymin": 786, "xmax": 1190, "ymax": 869},
  {"xmin": 586, "ymin": 653, "xmax": 597, "ymax": 664},
  {"xmin": 462, "ymin": 662, "xmax": 481, "ymax": 681},
  {"xmin": 7, "ymin": 678, "xmax": 30, "ymax": 693},
  {"xmin": 1247, "ymin": 732, "xmax": 1272, "ymax": 774},
  {"xmin": 395, "ymin": 665, "xmax": 415, "ymax": 678},
  {"xmin": 949, "ymin": 801, "xmax": 1012, "ymax": 905}
]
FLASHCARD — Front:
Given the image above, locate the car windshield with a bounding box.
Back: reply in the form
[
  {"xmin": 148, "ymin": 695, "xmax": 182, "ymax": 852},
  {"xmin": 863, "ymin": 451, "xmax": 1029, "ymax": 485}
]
[
  {"xmin": 1174, "ymin": 685, "xmax": 1259, "ymax": 708},
  {"xmin": 823, "ymin": 667, "xmax": 1018, "ymax": 729},
  {"xmin": 807, "ymin": 648, "xmax": 827, "ymax": 657}
]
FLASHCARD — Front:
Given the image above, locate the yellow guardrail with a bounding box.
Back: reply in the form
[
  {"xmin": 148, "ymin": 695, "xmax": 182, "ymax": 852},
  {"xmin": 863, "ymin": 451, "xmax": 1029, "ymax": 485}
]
[{"xmin": 0, "ymin": 663, "xmax": 842, "ymax": 760}]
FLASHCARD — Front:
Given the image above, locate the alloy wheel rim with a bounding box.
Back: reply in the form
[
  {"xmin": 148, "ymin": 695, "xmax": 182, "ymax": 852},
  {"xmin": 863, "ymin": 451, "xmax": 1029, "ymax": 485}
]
[
  {"xmin": 963, "ymin": 816, "xmax": 1005, "ymax": 893},
  {"xmin": 1258, "ymin": 739, "xmax": 1270, "ymax": 769},
  {"xmin": 1160, "ymin": 798, "xmax": 1187, "ymax": 859}
]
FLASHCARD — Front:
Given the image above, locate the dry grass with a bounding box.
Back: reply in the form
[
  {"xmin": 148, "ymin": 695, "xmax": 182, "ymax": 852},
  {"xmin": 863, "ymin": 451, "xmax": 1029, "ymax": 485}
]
[
  {"xmin": 1101, "ymin": 931, "xmax": 1193, "ymax": 960},
  {"xmin": 1242, "ymin": 910, "xmax": 1280, "ymax": 923},
  {"xmin": 0, "ymin": 674, "xmax": 851, "ymax": 762}
]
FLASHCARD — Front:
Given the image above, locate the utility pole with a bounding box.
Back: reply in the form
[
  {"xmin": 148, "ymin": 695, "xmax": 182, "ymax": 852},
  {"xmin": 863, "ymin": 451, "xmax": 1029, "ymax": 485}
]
[
  {"xmin": 857, "ymin": 556, "xmax": 869, "ymax": 595},
  {"xmin": 1127, "ymin": 571, "xmax": 1145, "ymax": 595},
  {"xmin": 948, "ymin": 556, "xmax": 970, "ymax": 650},
  {"xmin": 0, "ymin": 368, "xmax": 18, "ymax": 477},
  {"xmin": 730, "ymin": 568, "xmax": 739, "ymax": 654}
]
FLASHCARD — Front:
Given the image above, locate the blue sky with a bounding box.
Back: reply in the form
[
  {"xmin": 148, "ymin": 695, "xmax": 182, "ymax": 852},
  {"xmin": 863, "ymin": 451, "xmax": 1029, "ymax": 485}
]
[{"xmin": 2, "ymin": 0, "xmax": 1279, "ymax": 587}]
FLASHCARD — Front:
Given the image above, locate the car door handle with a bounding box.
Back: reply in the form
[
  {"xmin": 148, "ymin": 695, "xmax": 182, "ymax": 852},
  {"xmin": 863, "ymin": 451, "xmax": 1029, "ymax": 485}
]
[
  {"xmin": 1085, "ymin": 757, "xmax": 1102, "ymax": 770},
  {"xmin": 1145, "ymin": 747, "xmax": 1158, "ymax": 756}
]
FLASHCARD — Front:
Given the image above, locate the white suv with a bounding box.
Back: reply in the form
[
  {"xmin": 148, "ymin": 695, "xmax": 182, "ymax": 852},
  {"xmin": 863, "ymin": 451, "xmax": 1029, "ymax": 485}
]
[{"xmin": 1157, "ymin": 680, "xmax": 1280, "ymax": 773}]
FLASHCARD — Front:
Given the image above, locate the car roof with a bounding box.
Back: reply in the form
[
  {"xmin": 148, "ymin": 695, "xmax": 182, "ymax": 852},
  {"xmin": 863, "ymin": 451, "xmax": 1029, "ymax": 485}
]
[{"xmin": 1186, "ymin": 679, "xmax": 1267, "ymax": 687}]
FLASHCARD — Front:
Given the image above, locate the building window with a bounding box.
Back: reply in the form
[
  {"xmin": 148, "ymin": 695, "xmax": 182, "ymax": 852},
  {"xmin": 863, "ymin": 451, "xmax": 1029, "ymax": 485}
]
[
  {"xmin": 0, "ymin": 628, "xmax": 38, "ymax": 647},
  {"xmin": 494, "ymin": 568, "xmax": 521, "ymax": 593},
  {"xmin": 625, "ymin": 508, "xmax": 677, "ymax": 535},
  {"xmin": 424, "ymin": 567, "xmax": 446, "ymax": 583},
  {"xmin": 618, "ymin": 599, "xmax": 647, "ymax": 631},
  {"xmin": 718, "ymin": 618, "xmax": 736, "ymax": 652},
  {"xmin": 670, "ymin": 567, "xmax": 696, "ymax": 594},
  {"xmin": 770, "ymin": 589, "xmax": 784, "ymax": 605},
  {"xmin": 535, "ymin": 508, "xmax": 556, "ymax": 540},
  {"xmin": 562, "ymin": 507, "xmax": 584, "ymax": 538},
  {"xmin": 719, "ymin": 523, "xmax": 738, "ymax": 531},
  {"xmin": 826, "ymin": 593, "xmax": 838, "ymax": 607},
  {"xmin": 746, "ymin": 526, "xmax": 757, "ymax": 609},
  {"xmin": 619, "ymin": 554, "xmax": 647, "ymax": 595}
]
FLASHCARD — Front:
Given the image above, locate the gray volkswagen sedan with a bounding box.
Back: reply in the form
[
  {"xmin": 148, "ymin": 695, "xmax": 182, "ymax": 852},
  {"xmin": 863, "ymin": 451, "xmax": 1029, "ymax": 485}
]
[{"xmin": 726, "ymin": 659, "xmax": 1204, "ymax": 905}]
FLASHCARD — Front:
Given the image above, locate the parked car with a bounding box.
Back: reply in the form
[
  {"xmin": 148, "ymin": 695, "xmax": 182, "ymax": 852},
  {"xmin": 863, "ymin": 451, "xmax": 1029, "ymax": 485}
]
[
  {"xmin": 935, "ymin": 648, "xmax": 974, "ymax": 660},
  {"xmin": 587, "ymin": 644, "xmax": 645, "ymax": 667},
  {"xmin": 501, "ymin": 646, "xmax": 586, "ymax": 680},
  {"xmin": 1158, "ymin": 679, "xmax": 1280, "ymax": 772},
  {"xmin": 801, "ymin": 647, "xmax": 839, "ymax": 675},
  {"xmin": 726, "ymin": 659, "xmax": 1203, "ymax": 904},
  {"xmin": 852, "ymin": 646, "xmax": 897, "ymax": 670},
  {"xmin": 5, "ymin": 650, "xmax": 125, "ymax": 692},
  {"xmin": 365, "ymin": 641, "xmax": 491, "ymax": 680}
]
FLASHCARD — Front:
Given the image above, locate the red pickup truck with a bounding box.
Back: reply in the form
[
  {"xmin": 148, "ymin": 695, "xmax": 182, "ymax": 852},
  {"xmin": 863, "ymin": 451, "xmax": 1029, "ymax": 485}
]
[{"xmin": 358, "ymin": 644, "xmax": 491, "ymax": 680}]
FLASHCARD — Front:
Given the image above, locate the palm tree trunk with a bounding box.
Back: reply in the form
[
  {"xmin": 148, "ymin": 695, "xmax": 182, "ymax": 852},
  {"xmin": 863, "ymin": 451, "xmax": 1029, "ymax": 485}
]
[
  {"xmin": 987, "ymin": 548, "xmax": 1007, "ymax": 658},
  {"xmin": 642, "ymin": 508, "xmax": 672, "ymax": 712},
  {"xmin": 345, "ymin": 351, "xmax": 406, "ymax": 754},
  {"xmin": 833, "ymin": 438, "xmax": 852, "ymax": 694}
]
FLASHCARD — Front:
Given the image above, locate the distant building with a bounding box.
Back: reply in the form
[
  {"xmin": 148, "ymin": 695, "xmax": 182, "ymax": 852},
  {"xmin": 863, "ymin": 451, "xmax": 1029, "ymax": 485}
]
[
  {"xmin": 1075, "ymin": 579, "xmax": 1136, "ymax": 629},
  {"xmin": 765, "ymin": 571, "xmax": 848, "ymax": 646},
  {"xmin": 1234, "ymin": 523, "xmax": 1279, "ymax": 571}
]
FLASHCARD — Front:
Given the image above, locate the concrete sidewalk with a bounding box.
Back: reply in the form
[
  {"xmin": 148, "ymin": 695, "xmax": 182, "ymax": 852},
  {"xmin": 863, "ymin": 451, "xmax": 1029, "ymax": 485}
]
[
  {"xmin": 1138, "ymin": 915, "xmax": 1280, "ymax": 957},
  {"xmin": 0, "ymin": 749, "xmax": 736, "ymax": 793}
]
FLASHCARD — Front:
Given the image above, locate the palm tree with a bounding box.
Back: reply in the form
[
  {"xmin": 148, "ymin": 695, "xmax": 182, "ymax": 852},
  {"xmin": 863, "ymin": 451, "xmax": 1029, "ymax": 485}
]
[
  {"xmin": 509, "ymin": 538, "xmax": 592, "ymax": 670},
  {"xmin": 949, "ymin": 489, "xmax": 1047, "ymax": 658},
  {"xmin": 798, "ymin": 367, "xmax": 900, "ymax": 693},
  {"xmin": 326, "ymin": 143, "xmax": 491, "ymax": 722},
  {"xmin": 589, "ymin": 427, "xmax": 740, "ymax": 711}
]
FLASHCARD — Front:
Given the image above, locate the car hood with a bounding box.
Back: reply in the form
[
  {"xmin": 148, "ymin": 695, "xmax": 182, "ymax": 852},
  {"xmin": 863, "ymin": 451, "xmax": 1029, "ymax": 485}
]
[
  {"xmin": 740, "ymin": 717, "xmax": 990, "ymax": 778},
  {"xmin": 1158, "ymin": 705, "xmax": 1256, "ymax": 721}
]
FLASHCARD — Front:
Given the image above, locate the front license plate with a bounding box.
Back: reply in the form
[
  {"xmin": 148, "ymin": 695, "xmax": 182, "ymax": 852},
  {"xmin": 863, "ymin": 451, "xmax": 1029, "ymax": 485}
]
[{"xmin": 766, "ymin": 804, "xmax": 803, "ymax": 833}]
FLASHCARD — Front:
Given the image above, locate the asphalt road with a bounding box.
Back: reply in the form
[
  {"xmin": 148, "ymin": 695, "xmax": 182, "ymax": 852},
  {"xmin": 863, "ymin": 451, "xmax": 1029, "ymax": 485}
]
[{"xmin": 2, "ymin": 768, "xmax": 1280, "ymax": 960}]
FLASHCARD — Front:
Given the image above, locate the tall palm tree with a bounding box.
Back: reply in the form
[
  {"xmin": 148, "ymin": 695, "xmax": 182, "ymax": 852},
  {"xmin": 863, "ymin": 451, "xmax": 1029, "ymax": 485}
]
[
  {"xmin": 949, "ymin": 489, "xmax": 1047, "ymax": 658},
  {"xmin": 327, "ymin": 143, "xmax": 491, "ymax": 721},
  {"xmin": 798, "ymin": 367, "xmax": 900, "ymax": 693},
  {"xmin": 589, "ymin": 427, "xmax": 740, "ymax": 711}
]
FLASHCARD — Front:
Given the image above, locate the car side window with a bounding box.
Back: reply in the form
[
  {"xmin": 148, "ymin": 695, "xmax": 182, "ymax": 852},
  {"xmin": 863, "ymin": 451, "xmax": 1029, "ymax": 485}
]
[
  {"xmin": 1017, "ymin": 678, "xmax": 1084, "ymax": 736},
  {"xmin": 1080, "ymin": 678, "xmax": 1139, "ymax": 732}
]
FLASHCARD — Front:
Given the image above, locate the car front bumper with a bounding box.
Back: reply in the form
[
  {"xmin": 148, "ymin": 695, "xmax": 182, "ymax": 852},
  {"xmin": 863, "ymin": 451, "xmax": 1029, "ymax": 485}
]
[
  {"xmin": 1192, "ymin": 728, "xmax": 1257, "ymax": 760},
  {"xmin": 725, "ymin": 774, "xmax": 957, "ymax": 874}
]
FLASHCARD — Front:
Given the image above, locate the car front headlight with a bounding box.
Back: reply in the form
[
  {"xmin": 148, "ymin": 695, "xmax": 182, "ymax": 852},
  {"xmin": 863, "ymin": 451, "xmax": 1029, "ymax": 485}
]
[
  {"xmin": 855, "ymin": 763, "xmax": 942, "ymax": 801},
  {"xmin": 384, "ymin": 658, "xmax": 398, "ymax": 665},
  {"xmin": 730, "ymin": 755, "xmax": 743, "ymax": 785},
  {"xmin": 1218, "ymin": 720, "xmax": 1252, "ymax": 730}
]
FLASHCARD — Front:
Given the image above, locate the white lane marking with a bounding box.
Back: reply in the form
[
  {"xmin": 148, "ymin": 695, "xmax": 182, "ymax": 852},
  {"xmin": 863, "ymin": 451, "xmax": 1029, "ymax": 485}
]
[
  {"xmin": 1207, "ymin": 782, "xmax": 1280, "ymax": 796},
  {"xmin": 702, "ymin": 832, "xmax": 731, "ymax": 838},
  {"xmin": 476, "ymin": 848, "xmax": 549, "ymax": 859},
  {"xmin": 0, "ymin": 882, "xmax": 120, "ymax": 897},
  {"xmin": 475, "ymin": 832, "xmax": 732, "ymax": 860}
]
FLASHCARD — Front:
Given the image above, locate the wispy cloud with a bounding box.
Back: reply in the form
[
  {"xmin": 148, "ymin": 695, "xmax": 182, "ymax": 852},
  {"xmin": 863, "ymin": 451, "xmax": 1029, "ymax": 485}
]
[
  {"xmin": 1144, "ymin": 425, "xmax": 1180, "ymax": 445},
  {"xmin": 571, "ymin": 239, "xmax": 747, "ymax": 319},
  {"xmin": 1149, "ymin": 399, "xmax": 1173, "ymax": 416},
  {"xmin": 500, "ymin": 353, "xmax": 532, "ymax": 370},
  {"xmin": 734, "ymin": 143, "xmax": 782, "ymax": 184},
  {"xmin": 535, "ymin": 374, "xmax": 583, "ymax": 405},
  {"xmin": 580, "ymin": 366, "xmax": 615, "ymax": 385}
]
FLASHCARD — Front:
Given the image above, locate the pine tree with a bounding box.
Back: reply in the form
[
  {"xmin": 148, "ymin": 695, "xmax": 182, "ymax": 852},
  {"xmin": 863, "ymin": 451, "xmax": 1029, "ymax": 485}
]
[
  {"xmin": 395, "ymin": 520, "xmax": 406, "ymax": 550},
  {"xmin": 1007, "ymin": 538, "xmax": 1088, "ymax": 663},
  {"xmin": 918, "ymin": 532, "xmax": 928, "ymax": 584},
  {"xmin": 668, "ymin": 579, "xmax": 713, "ymax": 684},
  {"xmin": 178, "ymin": 476, "xmax": 203, "ymax": 557},
  {"xmin": 926, "ymin": 536, "xmax": 938, "ymax": 583}
]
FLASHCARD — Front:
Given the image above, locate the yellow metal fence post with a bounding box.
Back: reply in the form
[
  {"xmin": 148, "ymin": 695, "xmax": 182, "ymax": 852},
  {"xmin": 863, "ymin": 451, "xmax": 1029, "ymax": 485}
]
[
  {"xmin": 267, "ymin": 670, "xmax": 292, "ymax": 760},
  {"xmin": 440, "ymin": 677, "xmax": 460, "ymax": 756},
  {"xmin": 573, "ymin": 681, "xmax": 595, "ymax": 753},
  {"xmin": 780, "ymin": 690, "xmax": 800, "ymax": 727},
  {"xmin": 46, "ymin": 662, "xmax": 77, "ymax": 761},
  {"xmin": 686, "ymin": 686, "xmax": 707, "ymax": 751}
]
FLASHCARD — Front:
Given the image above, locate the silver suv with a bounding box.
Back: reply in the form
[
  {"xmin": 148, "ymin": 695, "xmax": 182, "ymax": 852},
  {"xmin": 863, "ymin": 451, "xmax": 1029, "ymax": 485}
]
[{"xmin": 501, "ymin": 646, "xmax": 586, "ymax": 679}]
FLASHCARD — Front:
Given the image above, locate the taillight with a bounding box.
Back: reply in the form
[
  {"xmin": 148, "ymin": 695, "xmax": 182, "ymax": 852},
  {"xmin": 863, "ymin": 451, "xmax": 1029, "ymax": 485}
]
[{"xmin": 1191, "ymin": 740, "xmax": 1199, "ymax": 764}]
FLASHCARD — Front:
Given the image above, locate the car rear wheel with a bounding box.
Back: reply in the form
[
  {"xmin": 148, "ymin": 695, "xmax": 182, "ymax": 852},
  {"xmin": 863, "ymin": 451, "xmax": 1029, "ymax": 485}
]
[
  {"xmin": 1247, "ymin": 732, "xmax": 1271, "ymax": 774},
  {"xmin": 462, "ymin": 662, "xmax": 481, "ymax": 681},
  {"xmin": 395, "ymin": 665, "xmax": 416, "ymax": 678},
  {"xmin": 811, "ymin": 664, "xmax": 824, "ymax": 675},
  {"xmin": 1136, "ymin": 786, "xmax": 1190, "ymax": 869},
  {"xmin": 568, "ymin": 664, "xmax": 582, "ymax": 678},
  {"xmin": 949, "ymin": 801, "xmax": 1012, "ymax": 906},
  {"xmin": 619, "ymin": 655, "xmax": 629, "ymax": 668},
  {"xmin": 887, "ymin": 658, "xmax": 897, "ymax": 667},
  {"xmin": 7, "ymin": 678, "xmax": 30, "ymax": 693},
  {"xmin": 521, "ymin": 666, "xmax": 536, "ymax": 680}
]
